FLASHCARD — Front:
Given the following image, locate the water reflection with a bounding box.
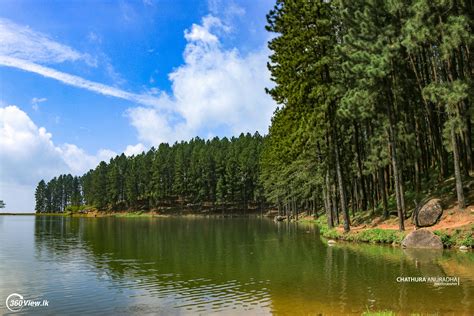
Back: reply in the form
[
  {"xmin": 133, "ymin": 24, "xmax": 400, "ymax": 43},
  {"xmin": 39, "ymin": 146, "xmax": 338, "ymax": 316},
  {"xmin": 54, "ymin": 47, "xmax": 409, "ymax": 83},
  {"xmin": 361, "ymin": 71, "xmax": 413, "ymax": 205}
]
[{"xmin": 13, "ymin": 216, "xmax": 469, "ymax": 314}]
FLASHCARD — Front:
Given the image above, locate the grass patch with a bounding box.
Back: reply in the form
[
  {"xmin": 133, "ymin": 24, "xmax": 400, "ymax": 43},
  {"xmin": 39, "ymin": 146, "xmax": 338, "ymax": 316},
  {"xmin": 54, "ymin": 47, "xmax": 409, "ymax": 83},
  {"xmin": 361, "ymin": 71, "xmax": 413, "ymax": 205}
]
[
  {"xmin": 314, "ymin": 217, "xmax": 405, "ymax": 244},
  {"xmin": 113, "ymin": 211, "xmax": 157, "ymax": 218},
  {"xmin": 434, "ymin": 228, "xmax": 474, "ymax": 247},
  {"xmin": 347, "ymin": 229, "xmax": 405, "ymax": 244},
  {"xmin": 362, "ymin": 311, "xmax": 395, "ymax": 316}
]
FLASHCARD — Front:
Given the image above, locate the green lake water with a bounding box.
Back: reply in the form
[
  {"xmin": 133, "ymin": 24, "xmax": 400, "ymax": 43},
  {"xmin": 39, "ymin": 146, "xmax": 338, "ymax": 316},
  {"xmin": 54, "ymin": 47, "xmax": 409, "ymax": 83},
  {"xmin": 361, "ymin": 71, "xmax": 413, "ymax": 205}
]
[{"xmin": 0, "ymin": 215, "xmax": 473, "ymax": 315}]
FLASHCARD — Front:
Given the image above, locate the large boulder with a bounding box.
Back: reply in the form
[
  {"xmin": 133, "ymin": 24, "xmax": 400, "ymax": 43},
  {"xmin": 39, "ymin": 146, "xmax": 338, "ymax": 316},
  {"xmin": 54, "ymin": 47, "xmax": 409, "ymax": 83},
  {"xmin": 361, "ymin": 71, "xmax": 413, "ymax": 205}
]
[
  {"xmin": 415, "ymin": 198, "xmax": 443, "ymax": 227},
  {"xmin": 401, "ymin": 229, "xmax": 443, "ymax": 249}
]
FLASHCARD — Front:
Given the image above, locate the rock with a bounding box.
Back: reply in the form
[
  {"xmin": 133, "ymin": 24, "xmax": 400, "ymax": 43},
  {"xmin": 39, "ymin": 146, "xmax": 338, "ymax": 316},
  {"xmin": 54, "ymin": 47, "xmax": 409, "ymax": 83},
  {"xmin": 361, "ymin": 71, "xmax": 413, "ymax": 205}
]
[
  {"xmin": 327, "ymin": 240, "xmax": 336, "ymax": 245},
  {"xmin": 415, "ymin": 198, "xmax": 443, "ymax": 227},
  {"xmin": 274, "ymin": 215, "xmax": 286, "ymax": 222},
  {"xmin": 459, "ymin": 245, "xmax": 469, "ymax": 251},
  {"xmin": 401, "ymin": 229, "xmax": 443, "ymax": 249}
]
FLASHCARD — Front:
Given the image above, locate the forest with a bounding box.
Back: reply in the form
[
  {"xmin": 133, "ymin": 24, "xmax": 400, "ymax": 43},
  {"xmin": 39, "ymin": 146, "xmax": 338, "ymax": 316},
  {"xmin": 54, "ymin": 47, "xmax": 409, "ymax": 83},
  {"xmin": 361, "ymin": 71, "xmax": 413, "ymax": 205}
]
[
  {"xmin": 35, "ymin": 0, "xmax": 473, "ymax": 232},
  {"xmin": 34, "ymin": 134, "xmax": 265, "ymax": 213}
]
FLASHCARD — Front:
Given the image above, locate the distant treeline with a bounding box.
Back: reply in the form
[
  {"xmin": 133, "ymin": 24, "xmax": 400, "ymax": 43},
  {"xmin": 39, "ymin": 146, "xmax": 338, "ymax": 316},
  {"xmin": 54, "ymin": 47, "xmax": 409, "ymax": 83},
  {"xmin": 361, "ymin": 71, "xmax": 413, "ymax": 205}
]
[
  {"xmin": 35, "ymin": 134, "xmax": 264, "ymax": 213},
  {"xmin": 260, "ymin": 0, "xmax": 472, "ymax": 231}
]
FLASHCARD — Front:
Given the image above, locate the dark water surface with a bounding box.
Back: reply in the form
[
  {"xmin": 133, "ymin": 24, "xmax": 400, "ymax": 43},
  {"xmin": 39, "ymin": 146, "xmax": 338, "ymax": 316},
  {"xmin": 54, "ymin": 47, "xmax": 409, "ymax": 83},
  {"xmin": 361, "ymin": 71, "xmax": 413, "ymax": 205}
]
[{"xmin": 0, "ymin": 215, "xmax": 472, "ymax": 315}]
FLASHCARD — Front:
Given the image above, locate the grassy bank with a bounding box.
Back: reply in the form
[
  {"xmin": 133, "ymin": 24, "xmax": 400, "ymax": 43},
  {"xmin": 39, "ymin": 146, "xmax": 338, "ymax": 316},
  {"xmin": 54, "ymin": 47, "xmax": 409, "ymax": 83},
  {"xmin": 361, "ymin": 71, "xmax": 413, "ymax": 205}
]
[
  {"xmin": 312, "ymin": 217, "xmax": 406, "ymax": 245},
  {"xmin": 306, "ymin": 215, "xmax": 473, "ymax": 248},
  {"xmin": 433, "ymin": 229, "xmax": 474, "ymax": 247}
]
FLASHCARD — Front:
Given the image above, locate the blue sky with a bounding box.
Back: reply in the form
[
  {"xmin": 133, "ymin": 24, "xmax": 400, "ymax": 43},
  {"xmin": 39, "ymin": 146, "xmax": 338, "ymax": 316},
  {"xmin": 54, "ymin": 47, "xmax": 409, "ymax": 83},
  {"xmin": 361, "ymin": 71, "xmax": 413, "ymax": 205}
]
[{"xmin": 0, "ymin": 0, "xmax": 277, "ymax": 212}]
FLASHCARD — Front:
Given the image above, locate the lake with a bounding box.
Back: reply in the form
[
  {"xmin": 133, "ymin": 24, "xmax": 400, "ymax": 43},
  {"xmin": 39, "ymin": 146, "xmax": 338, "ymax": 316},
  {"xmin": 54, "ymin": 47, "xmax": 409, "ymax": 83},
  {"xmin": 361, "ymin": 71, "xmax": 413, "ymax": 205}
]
[{"xmin": 0, "ymin": 215, "xmax": 473, "ymax": 315}]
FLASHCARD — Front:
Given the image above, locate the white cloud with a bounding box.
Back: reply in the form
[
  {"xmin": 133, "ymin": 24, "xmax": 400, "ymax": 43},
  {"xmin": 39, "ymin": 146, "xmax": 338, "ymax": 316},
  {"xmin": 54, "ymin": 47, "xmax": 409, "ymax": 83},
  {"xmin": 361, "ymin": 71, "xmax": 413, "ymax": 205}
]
[
  {"xmin": 0, "ymin": 56, "xmax": 168, "ymax": 108},
  {"xmin": 0, "ymin": 105, "xmax": 117, "ymax": 212},
  {"xmin": 60, "ymin": 144, "xmax": 116, "ymax": 174},
  {"xmin": 124, "ymin": 143, "xmax": 147, "ymax": 156},
  {"xmin": 31, "ymin": 97, "xmax": 47, "ymax": 111},
  {"xmin": 184, "ymin": 16, "xmax": 226, "ymax": 44},
  {"xmin": 127, "ymin": 107, "xmax": 189, "ymax": 145},
  {"xmin": 127, "ymin": 15, "xmax": 276, "ymax": 146},
  {"xmin": 0, "ymin": 18, "xmax": 96, "ymax": 66},
  {"xmin": 0, "ymin": 105, "xmax": 68, "ymax": 185}
]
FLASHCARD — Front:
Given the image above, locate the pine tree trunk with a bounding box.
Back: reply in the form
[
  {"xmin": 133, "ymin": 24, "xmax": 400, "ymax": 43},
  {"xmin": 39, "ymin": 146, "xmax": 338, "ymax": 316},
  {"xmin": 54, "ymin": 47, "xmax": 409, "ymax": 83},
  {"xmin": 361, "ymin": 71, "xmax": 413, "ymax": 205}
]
[
  {"xmin": 386, "ymin": 96, "xmax": 405, "ymax": 231},
  {"xmin": 452, "ymin": 126, "xmax": 466, "ymax": 209},
  {"xmin": 323, "ymin": 174, "xmax": 334, "ymax": 228},
  {"xmin": 378, "ymin": 168, "xmax": 389, "ymax": 219},
  {"xmin": 333, "ymin": 129, "xmax": 350, "ymax": 232},
  {"xmin": 332, "ymin": 184, "xmax": 339, "ymax": 226},
  {"xmin": 354, "ymin": 122, "xmax": 367, "ymax": 210},
  {"xmin": 465, "ymin": 116, "xmax": 473, "ymax": 172}
]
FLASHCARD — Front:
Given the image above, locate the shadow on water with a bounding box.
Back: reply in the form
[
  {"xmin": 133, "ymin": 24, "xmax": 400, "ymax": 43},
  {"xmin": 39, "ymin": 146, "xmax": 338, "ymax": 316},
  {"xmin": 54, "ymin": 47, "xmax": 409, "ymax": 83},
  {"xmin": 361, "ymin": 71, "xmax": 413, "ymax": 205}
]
[{"xmin": 29, "ymin": 216, "xmax": 474, "ymax": 315}]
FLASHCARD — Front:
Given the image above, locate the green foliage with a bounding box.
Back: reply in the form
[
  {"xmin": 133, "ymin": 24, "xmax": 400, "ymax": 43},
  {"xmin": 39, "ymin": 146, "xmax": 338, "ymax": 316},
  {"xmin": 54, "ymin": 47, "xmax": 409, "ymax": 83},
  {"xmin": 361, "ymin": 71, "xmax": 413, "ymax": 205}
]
[
  {"xmin": 320, "ymin": 226, "xmax": 341, "ymax": 240},
  {"xmin": 316, "ymin": 215, "xmax": 405, "ymax": 244},
  {"xmin": 35, "ymin": 133, "xmax": 265, "ymax": 213},
  {"xmin": 64, "ymin": 205, "xmax": 94, "ymax": 213},
  {"xmin": 434, "ymin": 229, "xmax": 474, "ymax": 248},
  {"xmin": 261, "ymin": 0, "xmax": 473, "ymax": 230},
  {"xmin": 348, "ymin": 229, "xmax": 405, "ymax": 244},
  {"xmin": 434, "ymin": 230, "xmax": 453, "ymax": 247}
]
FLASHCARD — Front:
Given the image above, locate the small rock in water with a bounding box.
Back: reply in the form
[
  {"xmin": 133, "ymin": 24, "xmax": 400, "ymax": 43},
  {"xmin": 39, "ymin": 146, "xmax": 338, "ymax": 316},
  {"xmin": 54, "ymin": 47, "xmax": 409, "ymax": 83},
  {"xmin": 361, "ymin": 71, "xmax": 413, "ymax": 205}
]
[
  {"xmin": 274, "ymin": 215, "xmax": 286, "ymax": 222},
  {"xmin": 459, "ymin": 245, "xmax": 469, "ymax": 251},
  {"xmin": 327, "ymin": 240, "xmax": 336, "ymax": 245}
]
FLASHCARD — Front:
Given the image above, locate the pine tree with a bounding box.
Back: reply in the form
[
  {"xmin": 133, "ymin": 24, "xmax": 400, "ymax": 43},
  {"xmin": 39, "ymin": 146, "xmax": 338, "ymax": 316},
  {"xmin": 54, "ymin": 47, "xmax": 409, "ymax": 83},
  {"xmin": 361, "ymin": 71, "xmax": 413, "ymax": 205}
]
[{"xmin": 35, "ymin": 180, "xmax": 47, "ymax": 213}]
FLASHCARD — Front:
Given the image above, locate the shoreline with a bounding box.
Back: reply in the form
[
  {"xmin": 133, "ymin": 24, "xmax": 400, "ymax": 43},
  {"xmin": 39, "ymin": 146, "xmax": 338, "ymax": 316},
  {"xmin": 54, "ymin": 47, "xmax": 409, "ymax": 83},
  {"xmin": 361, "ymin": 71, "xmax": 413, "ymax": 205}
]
[
  {"xmin": 303, "ymin": 211, "xmax": 473, "ymax": 249},
  {"xmin": 4, "ymin": 209, "xmax": 472, "ymax": 249},
  {"xmin": 14, "ymin": 210, "xmax": 266, "ymax": 218}
]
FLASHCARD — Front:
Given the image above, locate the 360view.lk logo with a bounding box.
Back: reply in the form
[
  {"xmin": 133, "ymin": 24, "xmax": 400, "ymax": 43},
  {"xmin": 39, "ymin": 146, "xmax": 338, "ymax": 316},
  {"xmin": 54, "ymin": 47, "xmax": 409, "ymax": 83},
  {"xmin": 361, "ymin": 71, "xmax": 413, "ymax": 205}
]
[{"xmin": 5, "ymin": 293, "xmax": 49, "ymax": 312}]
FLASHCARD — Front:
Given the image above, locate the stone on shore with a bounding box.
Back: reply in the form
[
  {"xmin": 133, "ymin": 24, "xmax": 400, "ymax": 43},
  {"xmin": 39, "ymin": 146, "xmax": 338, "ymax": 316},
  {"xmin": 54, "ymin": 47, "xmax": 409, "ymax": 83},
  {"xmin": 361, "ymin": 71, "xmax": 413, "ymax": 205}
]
[
  {"xmin": 415, "ymin": 198, "xmax": 443, "ymax": 227},
  {"xmin": 401, "ymin": 229, "xmax": 443, "ymax": 249},
  {"xmin": 274, "ymin": 215, "xmax": 286, "ymax": 222}
]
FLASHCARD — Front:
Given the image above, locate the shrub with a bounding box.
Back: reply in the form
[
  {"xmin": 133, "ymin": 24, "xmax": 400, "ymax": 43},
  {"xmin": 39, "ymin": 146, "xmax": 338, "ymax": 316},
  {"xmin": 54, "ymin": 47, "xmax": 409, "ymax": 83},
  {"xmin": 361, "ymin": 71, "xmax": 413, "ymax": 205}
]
[{"xmin": 354, "ymin": 229, "xmax": 404, "ymax": 244}]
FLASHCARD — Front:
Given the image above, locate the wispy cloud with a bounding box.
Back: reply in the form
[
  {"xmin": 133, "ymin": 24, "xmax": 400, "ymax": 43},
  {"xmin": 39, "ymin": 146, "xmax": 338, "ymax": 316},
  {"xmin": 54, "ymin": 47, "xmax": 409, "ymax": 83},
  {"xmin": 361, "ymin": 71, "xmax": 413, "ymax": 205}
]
[
  {"xmin": 87, "ymin": 31, "xmax": 102, "ymax": 44},
  {"xmin": 0, "ymin": 56, "xmax": 167, "ymax": 108},
  {"xmin": 0, "ymin": 17, "xmax": 167, "ymax": 109},
  {"xmin": 31, "ymin": 97, "xmax": 47, "ymax": 111},
  {"xmin": 0, "ymin": 18, "xmax": 96, "ymax": 66}
]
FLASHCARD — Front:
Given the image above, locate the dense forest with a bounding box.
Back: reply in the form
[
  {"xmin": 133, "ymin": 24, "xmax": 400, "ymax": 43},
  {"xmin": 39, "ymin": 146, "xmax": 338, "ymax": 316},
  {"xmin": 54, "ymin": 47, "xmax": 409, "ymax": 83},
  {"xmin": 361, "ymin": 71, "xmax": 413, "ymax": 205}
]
[
  {"xmin": 36, "ymin": 0, "xmax": 472, "ymax": 232},
  {"xmin": 35, "ymin": 134, "xmax": 265, "ymax": 213},
  {"xmin": 260, "ymin": 0, "xmax": 472, "ymax": 232}
]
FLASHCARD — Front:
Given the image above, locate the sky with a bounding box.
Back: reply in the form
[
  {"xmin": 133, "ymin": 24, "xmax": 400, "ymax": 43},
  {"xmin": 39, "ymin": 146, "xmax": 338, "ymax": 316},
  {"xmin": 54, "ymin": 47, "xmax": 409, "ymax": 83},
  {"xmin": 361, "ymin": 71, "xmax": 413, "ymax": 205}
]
[{"xmin": 0, "ymin": 0, "xmax": 277, "ymax": 212}]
